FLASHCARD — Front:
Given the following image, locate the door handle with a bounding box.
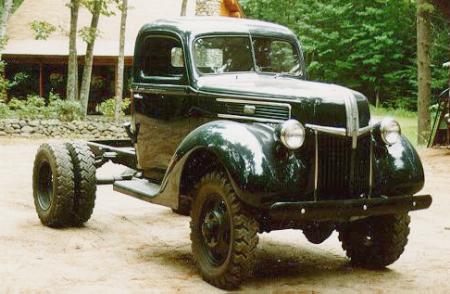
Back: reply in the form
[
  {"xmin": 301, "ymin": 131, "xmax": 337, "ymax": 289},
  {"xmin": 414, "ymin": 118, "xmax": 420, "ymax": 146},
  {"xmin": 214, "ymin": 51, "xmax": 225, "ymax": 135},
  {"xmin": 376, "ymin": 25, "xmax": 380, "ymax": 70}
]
[{"xmin": 134, "ymin": 93, "xmax": 143, "ymax": 100}]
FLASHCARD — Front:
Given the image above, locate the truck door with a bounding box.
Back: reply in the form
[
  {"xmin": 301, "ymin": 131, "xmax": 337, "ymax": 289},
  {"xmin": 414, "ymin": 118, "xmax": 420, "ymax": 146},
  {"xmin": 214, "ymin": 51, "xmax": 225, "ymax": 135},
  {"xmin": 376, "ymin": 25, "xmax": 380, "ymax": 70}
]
[{"xmin": 132, "ymin": 34, "xmax": 191, "ymax": 181}]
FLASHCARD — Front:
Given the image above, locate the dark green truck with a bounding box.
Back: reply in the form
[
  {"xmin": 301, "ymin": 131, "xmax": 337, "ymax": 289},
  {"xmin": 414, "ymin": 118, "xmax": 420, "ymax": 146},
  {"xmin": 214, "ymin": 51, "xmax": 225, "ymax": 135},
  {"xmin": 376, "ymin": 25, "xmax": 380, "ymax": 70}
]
[{"xmin": 32, "ymin": 17, "xmax": 432, "ymax": 289}]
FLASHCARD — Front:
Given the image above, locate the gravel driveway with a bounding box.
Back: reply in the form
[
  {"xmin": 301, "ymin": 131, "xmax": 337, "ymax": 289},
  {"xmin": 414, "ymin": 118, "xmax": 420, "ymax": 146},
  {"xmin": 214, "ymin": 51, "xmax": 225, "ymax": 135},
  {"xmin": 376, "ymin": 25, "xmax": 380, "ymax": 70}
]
[{"xmin": 0, "ymin": 138, "xmax": 449, "ymax": 293}]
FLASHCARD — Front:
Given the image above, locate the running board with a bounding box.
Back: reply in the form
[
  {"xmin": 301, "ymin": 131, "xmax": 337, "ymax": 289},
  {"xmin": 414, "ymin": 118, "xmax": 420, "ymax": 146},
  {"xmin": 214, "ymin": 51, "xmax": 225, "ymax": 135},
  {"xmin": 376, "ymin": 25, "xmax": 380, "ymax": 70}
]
[{"xmin": 113, "ymin": 178, "xmax": 160, "ymax": 203}]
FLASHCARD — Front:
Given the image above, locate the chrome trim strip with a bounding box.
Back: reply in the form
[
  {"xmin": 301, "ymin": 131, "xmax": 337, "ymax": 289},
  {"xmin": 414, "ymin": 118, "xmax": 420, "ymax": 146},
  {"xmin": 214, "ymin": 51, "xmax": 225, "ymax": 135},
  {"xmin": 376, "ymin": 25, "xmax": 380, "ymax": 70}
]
[
  {"xmin": 305, "ymin": 124, "xmax": 347, "ymax": 136},
  {"xmin": 217, "ymin": 114, "xmax": 284, "ymax": 123},
  {"xmin": 134, "ymin": 85, "xmax": 189, "ymax": 95},
  {"xmin": 359, "ymin": 124, "xmax": 376, "ymax": 136},
  {"xmin": 305, "ymin": 123, "xmax": 379, "ymax": 137},
  {"xmin": 216, "ymin": 98, "xmax": 292, "ymax": 117},
  {"xmin": 136, "ymin": 88, "xmax": 165, "ymax": 94},
  {"xmin": 314, "ymin": 130, "xmax": 319, "ymax": 202},
  {"xmin": 195, "ymin": 87, "xmax": 299, "ymax": 104}
]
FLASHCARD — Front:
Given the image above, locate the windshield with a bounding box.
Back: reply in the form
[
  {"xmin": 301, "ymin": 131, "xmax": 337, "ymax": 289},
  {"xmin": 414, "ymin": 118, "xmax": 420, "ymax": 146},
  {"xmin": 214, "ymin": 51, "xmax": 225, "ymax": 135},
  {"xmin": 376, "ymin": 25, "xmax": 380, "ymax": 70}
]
[{"xmin": 193, "ymin": 36, "xmax": 303, "ymax": 77}]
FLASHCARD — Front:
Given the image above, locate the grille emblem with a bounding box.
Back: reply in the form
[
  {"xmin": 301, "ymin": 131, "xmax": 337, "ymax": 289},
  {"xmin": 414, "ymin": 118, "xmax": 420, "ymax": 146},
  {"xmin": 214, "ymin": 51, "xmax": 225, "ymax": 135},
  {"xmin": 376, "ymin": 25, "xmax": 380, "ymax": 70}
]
[{"xmin": 243, "ymin": 105, "xmax": 256, "ymax": 115}]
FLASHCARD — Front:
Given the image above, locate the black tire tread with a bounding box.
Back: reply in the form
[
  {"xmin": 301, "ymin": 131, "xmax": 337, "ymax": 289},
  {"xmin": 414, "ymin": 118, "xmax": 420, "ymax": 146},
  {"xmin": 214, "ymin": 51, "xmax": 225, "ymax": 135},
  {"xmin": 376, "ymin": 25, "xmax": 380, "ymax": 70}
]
[
  {"xmin": 338, "ymin": 214, "xmax": 410, "ymax": 268},
  {"xmin": 33, "ymin": 143, "xmax": 75, "ymax": 227},
  {"xmin": 65, "ymin": 141, "xmax": 97, "ymax": 225},
  {"xmin": 190, "ymin": 171, "xmax": 259, "ymax": 289}
]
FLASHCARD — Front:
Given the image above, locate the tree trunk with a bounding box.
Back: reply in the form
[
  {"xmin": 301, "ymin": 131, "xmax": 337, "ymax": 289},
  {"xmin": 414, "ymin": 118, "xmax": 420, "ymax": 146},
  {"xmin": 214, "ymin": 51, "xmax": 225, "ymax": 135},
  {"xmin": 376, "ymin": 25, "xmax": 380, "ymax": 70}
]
[
  {"xmin": 0, "ymin": 0, "xmax": 13, "ymax": 43},
  {"xmin": 181, "ymin": 0, "xmax": 188, "ymax": 16},
  {"xmin": 114, "ymin": 0, "xmax": 128, "ymax": 122},
  {"xmin": 66, "ymin": 0, "xmax": 80, "ymax": 101},
  {"xmin": 79, "ymin": 4, "xmax": 101, "ymax": 119},
  {"xmin": 417, "ymin": 0, "xmax": 433, "ymax": 145},
  {"xmin": 375, "ymin": 88, "xmax": 380, "ymax": 108}
]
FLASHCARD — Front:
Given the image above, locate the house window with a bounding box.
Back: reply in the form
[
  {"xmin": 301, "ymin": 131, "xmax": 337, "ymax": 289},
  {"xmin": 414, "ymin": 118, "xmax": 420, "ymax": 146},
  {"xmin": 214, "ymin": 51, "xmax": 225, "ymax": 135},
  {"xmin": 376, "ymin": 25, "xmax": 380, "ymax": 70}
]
[{"xmin": 141, "ymin": 36, "xmax": 184, "ymax": 78}]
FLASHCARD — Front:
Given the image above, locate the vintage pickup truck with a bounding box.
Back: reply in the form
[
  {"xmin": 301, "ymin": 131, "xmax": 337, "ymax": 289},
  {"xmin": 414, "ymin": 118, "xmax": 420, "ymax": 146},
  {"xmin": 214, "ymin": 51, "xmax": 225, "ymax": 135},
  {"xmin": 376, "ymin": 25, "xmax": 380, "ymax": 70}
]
[{"xmin": 32, "ymin": 17, "xmax": 432, "ymax": 289}]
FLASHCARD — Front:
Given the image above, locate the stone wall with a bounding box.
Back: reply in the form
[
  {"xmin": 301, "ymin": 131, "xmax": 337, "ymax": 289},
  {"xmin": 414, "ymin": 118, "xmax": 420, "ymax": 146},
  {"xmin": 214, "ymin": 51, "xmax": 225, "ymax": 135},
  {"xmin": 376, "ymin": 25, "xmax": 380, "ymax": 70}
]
[
  {"xmin": 0, "ymin": 118, "xmax": 128, "ymax": 139},
  {"xmin": 196, "ymin": 0, "xmax": 222, "ymax": 16}
]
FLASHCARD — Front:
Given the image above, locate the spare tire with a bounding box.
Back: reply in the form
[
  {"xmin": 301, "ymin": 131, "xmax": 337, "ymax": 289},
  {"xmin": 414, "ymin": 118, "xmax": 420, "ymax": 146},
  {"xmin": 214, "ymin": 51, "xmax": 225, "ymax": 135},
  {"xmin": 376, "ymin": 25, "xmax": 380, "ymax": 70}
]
[
  {"xmin": 33, "ymin": 143, "xmax": 75, "ymax": 227},
  {"xmin": 65, "ymin": 142, "xmax": 97, "ymax": 226}
]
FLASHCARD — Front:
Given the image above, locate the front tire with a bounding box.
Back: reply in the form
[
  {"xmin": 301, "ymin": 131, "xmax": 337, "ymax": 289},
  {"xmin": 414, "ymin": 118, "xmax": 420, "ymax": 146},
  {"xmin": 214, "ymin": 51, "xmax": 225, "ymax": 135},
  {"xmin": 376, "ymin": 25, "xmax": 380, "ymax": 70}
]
[
  {"xmin": 338, "ymin": 214, "xmax": 410, "ymax": 268},
  {"xmin": 190, "ymin": 172, "xmax": 259, "ymax": 289},
  {"xmin": 33, "ymin": 143, "xmax": 75, "ymax": 227}
]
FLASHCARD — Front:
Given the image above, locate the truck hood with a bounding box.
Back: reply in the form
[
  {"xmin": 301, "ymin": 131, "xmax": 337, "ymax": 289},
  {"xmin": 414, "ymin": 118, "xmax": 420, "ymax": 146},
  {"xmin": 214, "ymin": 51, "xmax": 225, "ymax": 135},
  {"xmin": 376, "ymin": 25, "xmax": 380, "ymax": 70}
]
[{"xmin": 195, "ymin": 74, "xmax": 370, "ymax": 128}]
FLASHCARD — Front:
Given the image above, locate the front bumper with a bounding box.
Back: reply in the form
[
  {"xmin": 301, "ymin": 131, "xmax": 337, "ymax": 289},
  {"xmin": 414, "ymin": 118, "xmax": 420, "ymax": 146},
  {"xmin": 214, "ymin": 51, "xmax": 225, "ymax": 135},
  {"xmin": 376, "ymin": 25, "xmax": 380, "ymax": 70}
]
[{"xmin": 268, "ymin": 194, "xmax": 432, "ymax": 222}]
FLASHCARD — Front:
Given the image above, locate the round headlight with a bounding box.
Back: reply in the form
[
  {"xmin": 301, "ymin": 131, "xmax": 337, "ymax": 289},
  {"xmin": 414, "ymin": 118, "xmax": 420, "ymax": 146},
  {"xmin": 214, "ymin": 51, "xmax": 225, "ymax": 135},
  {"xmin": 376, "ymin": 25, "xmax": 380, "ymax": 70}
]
[
  {"xmin": 280, "ymin": 120, "xmax": 306, "ymax": 150},
  {"xmin": 380, "ymin": 118, "xmax": 401, "ymax": 145}
]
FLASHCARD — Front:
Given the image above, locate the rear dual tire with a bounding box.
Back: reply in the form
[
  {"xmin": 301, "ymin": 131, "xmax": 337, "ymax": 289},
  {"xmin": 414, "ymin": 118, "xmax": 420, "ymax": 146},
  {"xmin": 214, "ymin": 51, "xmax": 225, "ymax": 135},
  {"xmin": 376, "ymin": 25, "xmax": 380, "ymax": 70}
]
[{"xmin": 33, "ymin": 142, "xmax": 96, "ymax": 227}]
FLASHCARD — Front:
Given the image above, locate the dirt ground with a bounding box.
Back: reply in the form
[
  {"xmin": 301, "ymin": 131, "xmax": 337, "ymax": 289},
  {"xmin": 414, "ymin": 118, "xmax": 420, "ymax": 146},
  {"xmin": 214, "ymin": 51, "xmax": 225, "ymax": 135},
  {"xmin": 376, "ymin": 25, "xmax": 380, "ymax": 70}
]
[{"xmin": 0, "ymin": 138, "xmax": 449, "ymax": 293}]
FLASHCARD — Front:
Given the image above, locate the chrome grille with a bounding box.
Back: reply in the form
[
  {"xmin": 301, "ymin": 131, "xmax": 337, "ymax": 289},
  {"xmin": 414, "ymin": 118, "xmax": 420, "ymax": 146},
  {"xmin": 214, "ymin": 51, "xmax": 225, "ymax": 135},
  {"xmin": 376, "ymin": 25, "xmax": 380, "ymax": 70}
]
[
  {"xmin": 217, "ymin": 99, "xmax": 291, "ymax": 121},
  {"xmin": 317, "ymin": 134, "xmax": 371, "ymax": 200}
]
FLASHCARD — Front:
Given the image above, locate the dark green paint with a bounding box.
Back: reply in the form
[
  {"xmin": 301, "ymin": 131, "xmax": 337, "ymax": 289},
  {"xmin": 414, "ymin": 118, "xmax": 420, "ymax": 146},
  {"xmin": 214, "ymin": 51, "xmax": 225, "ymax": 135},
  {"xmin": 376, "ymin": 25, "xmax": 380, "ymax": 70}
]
[
  {"xmin": 374, "ymin": 134, "xmax": 425, "ymax": 196},
  {"xmin": 129, "ymin": 18, "xmax": 426, "ymax": 209}
]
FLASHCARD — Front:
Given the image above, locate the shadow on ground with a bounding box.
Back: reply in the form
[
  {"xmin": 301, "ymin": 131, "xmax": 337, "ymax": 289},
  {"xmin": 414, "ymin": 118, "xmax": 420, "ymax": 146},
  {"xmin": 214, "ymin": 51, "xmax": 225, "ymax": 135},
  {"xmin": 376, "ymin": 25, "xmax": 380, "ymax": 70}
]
[{"xmin": 136, "ymin": 236, "xmax": 400, "ymax": 289}]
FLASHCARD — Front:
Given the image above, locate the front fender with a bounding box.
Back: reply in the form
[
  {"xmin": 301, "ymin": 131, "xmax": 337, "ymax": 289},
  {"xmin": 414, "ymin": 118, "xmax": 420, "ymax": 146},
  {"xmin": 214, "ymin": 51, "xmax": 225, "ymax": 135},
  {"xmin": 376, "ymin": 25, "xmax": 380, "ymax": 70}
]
[
  {"xmin": 374, "ymin": 135, "xmax": 425, "ymax": 196},
  {"xmin": 163, "ymin": 120, "xmax": 309, "ymax": 207}
]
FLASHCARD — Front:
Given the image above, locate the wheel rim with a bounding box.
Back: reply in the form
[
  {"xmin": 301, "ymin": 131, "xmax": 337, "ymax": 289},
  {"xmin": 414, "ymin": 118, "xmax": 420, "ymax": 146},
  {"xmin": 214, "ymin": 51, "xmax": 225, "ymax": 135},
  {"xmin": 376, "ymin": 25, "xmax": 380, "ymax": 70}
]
[
  {"xmin": 199, "ymin": 194, "xmax": 231, "ymax": 266},
  {"xmin": 37, "ymin": 161, "xmax": 53, "ymax": 211}
]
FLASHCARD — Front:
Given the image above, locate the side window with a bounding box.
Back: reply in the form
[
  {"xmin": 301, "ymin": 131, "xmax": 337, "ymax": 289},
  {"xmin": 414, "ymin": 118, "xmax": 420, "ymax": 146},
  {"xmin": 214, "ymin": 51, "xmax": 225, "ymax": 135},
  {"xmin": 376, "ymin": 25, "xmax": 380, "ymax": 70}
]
[{"xmin": 141, "ymin": 36, "xmax": 185, "ymax": 79}]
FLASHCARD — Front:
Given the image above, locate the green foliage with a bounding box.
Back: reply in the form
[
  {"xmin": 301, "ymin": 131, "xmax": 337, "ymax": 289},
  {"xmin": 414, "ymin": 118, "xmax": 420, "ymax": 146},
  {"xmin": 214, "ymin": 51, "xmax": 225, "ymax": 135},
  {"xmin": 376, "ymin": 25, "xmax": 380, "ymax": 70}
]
[
  {"xmin": 241, "ymin": 0, "xmax": 449, "ymax": 111},
  {"xmin": 78, "ymin": 0, "xmax": 116, "ymax": 43},
  {"xmin": 8, "ymin": 96, "xmax": 47, "ymax": 118},
  {"xmin": 29, "ymin": 20, "xmax": 56, "ymax": 40},
  {"xmin": 0, "ymin": 93, "xmax": 82, "ymax": 121},
  {"xmin": 90, "ymin": 75, "xmax": 105, "ymax": 89},
  {"xmin": 0, "ymin": 61, "xmax": 8, "ymax": 100},
  {"xmin": 79, "ymin": 26, "xmax": 100, "ymax": 44},
  {"xmin": 48, "ymin": 93, "xmax": 82, "ymax": 121},
  {"xmin": 0, "ymin": 101, "xmax": 11, "ymax": 118},
  {"xmin": 8, "ymin": 71, "xmax": 29, "ymax": 89},
  {"xmin": 49, "ymin": 73, "xmax": 65, "ymax": 88},
  {"xmin": 98, "ymin": 97, "xmax": 130, "ymax": 117},
  {"xmin": 81, "ymin": 0, "xmax": 116, "ymax": 15}
]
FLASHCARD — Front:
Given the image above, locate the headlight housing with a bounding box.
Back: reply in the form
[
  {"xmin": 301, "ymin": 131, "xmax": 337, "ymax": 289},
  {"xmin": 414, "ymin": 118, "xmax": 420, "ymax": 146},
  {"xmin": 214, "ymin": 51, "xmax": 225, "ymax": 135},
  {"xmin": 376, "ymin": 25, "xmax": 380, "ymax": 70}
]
[
  {"xmin": 380, "ymin": 118, "xmax": 401, "ymax": 145},
  {"xmin": 280, "ymin": 120, "xmax": 306, "ymax": 150}
]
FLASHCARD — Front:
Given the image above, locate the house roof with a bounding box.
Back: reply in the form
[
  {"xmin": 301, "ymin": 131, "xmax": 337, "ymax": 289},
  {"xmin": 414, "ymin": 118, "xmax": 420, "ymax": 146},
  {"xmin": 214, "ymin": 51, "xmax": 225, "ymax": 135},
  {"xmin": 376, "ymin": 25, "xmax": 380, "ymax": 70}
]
[{"xmin": 1, "ymin": 0, "xmax": 199, "ymax": 57}]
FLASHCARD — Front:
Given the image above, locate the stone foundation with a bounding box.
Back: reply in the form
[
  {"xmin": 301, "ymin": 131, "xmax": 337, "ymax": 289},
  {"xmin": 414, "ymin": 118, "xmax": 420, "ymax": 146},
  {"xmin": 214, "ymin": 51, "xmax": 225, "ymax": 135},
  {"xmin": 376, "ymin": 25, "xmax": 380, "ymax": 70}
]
[{"xmin": 0, "ymin": 118, "xmax": 128, "ymax": 139}]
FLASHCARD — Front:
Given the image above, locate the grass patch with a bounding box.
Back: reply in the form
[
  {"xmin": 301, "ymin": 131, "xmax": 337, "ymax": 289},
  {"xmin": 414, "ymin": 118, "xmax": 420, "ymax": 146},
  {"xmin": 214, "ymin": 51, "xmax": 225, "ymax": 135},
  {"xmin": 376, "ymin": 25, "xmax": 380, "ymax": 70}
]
[{"xmin": 370, "ymin": 106, "xmax": 418, "ymax": 146}]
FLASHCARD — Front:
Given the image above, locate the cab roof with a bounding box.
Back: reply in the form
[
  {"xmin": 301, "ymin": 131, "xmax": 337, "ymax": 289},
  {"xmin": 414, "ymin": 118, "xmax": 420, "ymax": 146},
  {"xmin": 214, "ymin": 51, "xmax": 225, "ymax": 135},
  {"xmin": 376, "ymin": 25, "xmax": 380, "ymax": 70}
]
[{"xmin": 137, "ymin": 17, "xmax": 298, "ymax": 40}]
